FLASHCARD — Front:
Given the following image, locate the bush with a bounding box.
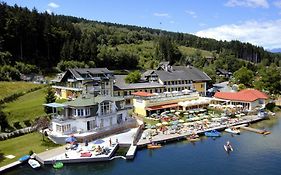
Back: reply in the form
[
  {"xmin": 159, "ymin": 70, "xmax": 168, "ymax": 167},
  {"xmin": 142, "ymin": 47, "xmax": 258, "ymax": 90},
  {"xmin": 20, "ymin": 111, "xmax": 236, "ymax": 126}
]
[
  {"xmin": 13, "ymin": 122, "xmax": 22, "ymax": 129},
  {"xmin": 24, "ymin": 120, "xmax": 31, "ymax": 127},
  {"xmin": 29, "ymin": 150, "xmax": 34, "ymax": 156}
]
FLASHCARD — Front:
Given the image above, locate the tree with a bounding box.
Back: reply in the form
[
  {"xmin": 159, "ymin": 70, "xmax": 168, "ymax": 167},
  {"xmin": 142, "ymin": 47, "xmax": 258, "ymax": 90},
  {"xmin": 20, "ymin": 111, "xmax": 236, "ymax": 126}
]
[
  {"xmin": 34, "ymin": 116, "xmax": 50, "ymax": 141},
  {"xmin": 125, "ymin": 71, "xmax": 141, "ymax": 83},
  {"xmin": 233, "ymin": 67, "xmax": 254, "ymax": 86},
  {"xmin": 44, "ymin": 87, "xmax": 56, "ymax": 114},
  {"xmin": 0, "ymin": 110, "xmax": 9, "ymax": 132}
]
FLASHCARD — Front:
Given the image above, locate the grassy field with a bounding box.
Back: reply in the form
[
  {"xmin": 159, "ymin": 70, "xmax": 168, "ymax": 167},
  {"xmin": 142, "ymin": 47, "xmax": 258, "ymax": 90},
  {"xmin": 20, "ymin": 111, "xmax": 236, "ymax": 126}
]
[
  {"xmin": 179, "ymin": 46, "xmax": 213, "ymax": 58},
  {"xmin": 3, "ymin": 88, "xmax": 47, "ymax": 125},
  {"xmin": 0, "ymin": 81, "xmax": 43, "ymax": 101},
  {"xmin": 0, "ymin": 132, "xmax": 59, "ymax": 167}
]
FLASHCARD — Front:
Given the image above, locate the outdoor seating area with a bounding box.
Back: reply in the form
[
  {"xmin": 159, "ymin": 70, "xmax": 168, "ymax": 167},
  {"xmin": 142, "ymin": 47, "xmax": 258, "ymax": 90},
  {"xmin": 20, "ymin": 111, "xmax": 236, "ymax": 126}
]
[{"xmin": 142, "ymin": 107, "xmax": 251, "ymax": 142}]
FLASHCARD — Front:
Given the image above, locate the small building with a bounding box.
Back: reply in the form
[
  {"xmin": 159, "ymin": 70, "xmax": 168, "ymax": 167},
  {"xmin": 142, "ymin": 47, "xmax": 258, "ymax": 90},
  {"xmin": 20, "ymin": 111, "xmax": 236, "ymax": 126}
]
[
  {"xmin": 216, "ymin": 68, "xmax": 232, "ymax": 78},
  {"xmin": 132, "ymin": 90, "xmax": 209, "ymax": 117},
  {"xmin": 213, "ymin": 89, "xmax": 268, "ymax": 111}
]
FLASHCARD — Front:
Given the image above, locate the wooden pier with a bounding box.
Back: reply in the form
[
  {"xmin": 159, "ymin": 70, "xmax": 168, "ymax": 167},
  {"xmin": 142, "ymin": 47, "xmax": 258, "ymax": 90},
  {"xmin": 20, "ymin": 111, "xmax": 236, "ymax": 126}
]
[
  {"xmin": 240, "ymin": 126, "xmax": 271, "ymax": 135},
  {"xmin": 125, "ymin": 144, "xmax": 137, "ymax": 160}
]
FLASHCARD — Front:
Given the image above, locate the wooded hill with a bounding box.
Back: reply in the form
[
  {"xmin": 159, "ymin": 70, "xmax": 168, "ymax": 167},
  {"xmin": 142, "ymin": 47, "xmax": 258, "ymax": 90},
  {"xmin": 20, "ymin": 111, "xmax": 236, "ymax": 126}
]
[{"xmin": 0, "ymin": 2, "xmax": 280, "ymax": 74}]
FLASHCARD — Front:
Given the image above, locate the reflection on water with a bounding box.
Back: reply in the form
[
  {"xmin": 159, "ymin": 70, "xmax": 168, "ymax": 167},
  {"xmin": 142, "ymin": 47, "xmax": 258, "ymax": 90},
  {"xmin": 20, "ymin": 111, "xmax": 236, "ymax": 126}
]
[{"xmin": 4, "ymin": 116, "xmax": 281, "ymax": 175}]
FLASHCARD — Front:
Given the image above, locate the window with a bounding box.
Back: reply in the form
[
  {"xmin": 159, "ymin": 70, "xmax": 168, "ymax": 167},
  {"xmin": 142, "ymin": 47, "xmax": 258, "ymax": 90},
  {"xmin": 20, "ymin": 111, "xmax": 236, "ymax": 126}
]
[
  {"xmin": 87, "ymin": 120, "xmax": 96, "ymax": 130},
  {"xmin": 201, "ymin": 84, "xmax": 204, "ymax": 88},
  {"xmin": 85, "ymin": 108, "xmax": 90, "ymax": 116},
  {"xmin": 74, "ymin": 108, "xmax": 90, "ymax": 117},
  {"xmin": 56, "ymin": 124, "xmax": 71, "ymax": 133},
  {"xmin": 101, "ymin": 102, "xmax": 111, "ymax": 115}
]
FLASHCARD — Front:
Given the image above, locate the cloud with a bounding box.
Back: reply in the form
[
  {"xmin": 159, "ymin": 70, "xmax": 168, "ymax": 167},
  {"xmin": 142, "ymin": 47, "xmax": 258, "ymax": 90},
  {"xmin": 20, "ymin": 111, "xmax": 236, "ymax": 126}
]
[
  {"xmin": 46, "ymin": 9, "xmax": 52, "ymax": 14},
  {"xmin": 199, "ymin": 23, "xmax": 207, "ymax": 27},
  {"xmin": 169, "ymin": 20, "xmax": 175, "ymax": 24},
  {"xmin": 273, "ymin": 0, "xmax": 281, "ymax": 8},
  {"xmin": 195, "ymin": 19, "xmax": 281, "ymax": 49},
  {"xmin": 48, "ymin": 2, "xmax": 60, "ymax": 8},
  {"xmin": 185, "ymin": 10, "xmax": 197, "ymax": 18},
  {"xmin": 225, "ymin": 0, "xmax": 269, "ymax": 8},
  {"xmin": 153, "ymin": 13, "xmax": 170, "ymax": 18}
]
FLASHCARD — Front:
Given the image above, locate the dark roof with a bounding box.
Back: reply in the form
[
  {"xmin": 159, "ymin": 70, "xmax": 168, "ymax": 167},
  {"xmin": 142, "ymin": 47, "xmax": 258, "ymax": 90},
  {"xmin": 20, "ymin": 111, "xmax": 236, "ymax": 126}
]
[
  {"xmin": 172, "ymin": 65, "xmax": 211, "ymax": 82},
  {"xmin": 69, "ymin": 68, "xmax": 113, "ymax": 80},
  {"xmin": 114, "ymin": 75, "xmax": 164, "ymax": 90},
  {"xmin": 145, "ymin": 65, "xmax": 211, "ymax": 82},
  {"xmin": 216, "ymin": 68, "xmax": 231, "ymax": 75}
]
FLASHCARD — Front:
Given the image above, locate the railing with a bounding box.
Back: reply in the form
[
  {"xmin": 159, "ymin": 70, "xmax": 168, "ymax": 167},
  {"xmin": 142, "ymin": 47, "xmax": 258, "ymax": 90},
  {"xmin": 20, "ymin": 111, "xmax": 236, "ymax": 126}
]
[{"xmin": 147, "ymin": 93, "xmax": 199, "ymax": 103}]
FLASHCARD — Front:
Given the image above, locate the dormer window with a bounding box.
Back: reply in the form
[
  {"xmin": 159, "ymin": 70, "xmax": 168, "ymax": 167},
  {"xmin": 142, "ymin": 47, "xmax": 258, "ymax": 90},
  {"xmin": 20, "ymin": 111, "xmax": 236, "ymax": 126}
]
[
  {"xmin": 73, "ymin": 108, "xmax": 90, "ymax": 117},
  {"xmin": 101, "ymin": 102, "xmax": 111, "ymax": 115}
]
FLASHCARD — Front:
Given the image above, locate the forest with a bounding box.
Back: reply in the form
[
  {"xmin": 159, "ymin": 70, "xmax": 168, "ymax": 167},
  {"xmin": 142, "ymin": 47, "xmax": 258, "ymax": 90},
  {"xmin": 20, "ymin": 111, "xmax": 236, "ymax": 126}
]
[{"xmin": 0, "ymin": 2, "xmax": 281, "ymax": 84}]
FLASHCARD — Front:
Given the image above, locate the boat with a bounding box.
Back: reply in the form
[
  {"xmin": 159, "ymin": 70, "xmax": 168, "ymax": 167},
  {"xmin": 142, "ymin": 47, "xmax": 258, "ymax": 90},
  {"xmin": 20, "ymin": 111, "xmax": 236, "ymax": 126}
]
[
  {"xmin": 28, "ymin": 159, "xmax": 41, "ymax": 169},
  {"xmin": 204, "ymin": 130, "xmax": 221, "ymax": 137},
  {"xmin": 147, "ymin": 144, "xmax": 162, "ymax": 149},
  {"xmin": 53, "ymin": 161, "xmax": 64, "ymax": 169},
  {"xmin": 225, "ymin": 128, "xmax": 240, "ymax": 135},
  {"xmin": 224, "ymin": 144, "xmax": 233, "ymax": 152},
  {"xmin": 19, "ymin": 155, "xmax": 30, "ymax": 162},
  {"xmin": 263, "ymin": 131, "xmax": 271, "ymax": 135},
  {"xmin": 187, "ymin": 134, "xmax": 200, "ymax": 142}
]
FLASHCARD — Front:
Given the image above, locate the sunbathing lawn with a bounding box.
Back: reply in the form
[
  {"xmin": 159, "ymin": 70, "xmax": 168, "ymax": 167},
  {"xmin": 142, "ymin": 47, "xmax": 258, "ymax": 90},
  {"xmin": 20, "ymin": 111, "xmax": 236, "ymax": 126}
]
[
  {"xmin": 0, "ymin": 81, "xmax": 43, "ymax": 101},
  {"xmin": 3, "ymin": 88, "xmax": 47, "ymax": 125},
  {"xmin": 0, "ymin": 132, "xmax": 59, "ymax": 167}
]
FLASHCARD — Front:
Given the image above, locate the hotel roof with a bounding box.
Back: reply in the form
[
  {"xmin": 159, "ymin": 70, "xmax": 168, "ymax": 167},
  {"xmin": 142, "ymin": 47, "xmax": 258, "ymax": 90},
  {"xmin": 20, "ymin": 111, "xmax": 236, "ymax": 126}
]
[{"xmin": 214, "ymin": 89, "xmax": 268, "ymax": 102}]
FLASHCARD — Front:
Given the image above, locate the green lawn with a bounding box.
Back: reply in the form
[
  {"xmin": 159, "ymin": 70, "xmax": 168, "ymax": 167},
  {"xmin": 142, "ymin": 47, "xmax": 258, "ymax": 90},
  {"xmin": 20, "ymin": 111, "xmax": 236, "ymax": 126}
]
[
  {"xmin": 0, "ymin": 132, "xmax": 59, "ymax": 167},
  {"xmin": 3, "ymin": 88, "xmax": 47, "ymax": 125},
  {"xmin": 0, "ymin": 81, "xmax": 43, "ymax": 101},
  {"xmin": 179, "ymin": 46, "xmax": 214, "ymax": 58}
]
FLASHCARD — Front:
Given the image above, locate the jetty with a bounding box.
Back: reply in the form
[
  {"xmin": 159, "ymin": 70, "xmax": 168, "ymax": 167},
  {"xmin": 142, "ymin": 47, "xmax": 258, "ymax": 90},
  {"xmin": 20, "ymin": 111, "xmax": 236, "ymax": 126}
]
[
  {"xmin": 0, "ymin": 161, "xmax": 22, "ymax": 173},
  {"xmin": 240, "ymin": 126, "xmax": 271, "ymax": 135}
]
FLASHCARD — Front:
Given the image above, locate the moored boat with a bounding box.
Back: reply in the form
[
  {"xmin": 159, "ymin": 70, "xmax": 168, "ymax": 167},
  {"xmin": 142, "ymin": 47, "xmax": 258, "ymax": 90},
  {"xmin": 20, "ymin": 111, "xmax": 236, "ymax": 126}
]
[
  {"xmin": 225, "ymin": 128, "xmax": 240, "ymax": 134},
  {"xmin": 147, "ymin": 144, "xmax": 162, "ymax": 149},
  {"xmin": 187, "ymin": 134, "xmax": 200, "ymax": 142},
  {"xmin": 19, "ymin": 155, "xmax": 30, "ymax": 162},
  {"xmin": 53, "ymin": 161, "xmax": 64, "ymax": 169},
  {"xmin": 204, "ymin": 130, "xmax": 221, "ymax": 137},
  {"xmin": 28, "ymin": 159, "xmax": 41, "ymax": 169}
]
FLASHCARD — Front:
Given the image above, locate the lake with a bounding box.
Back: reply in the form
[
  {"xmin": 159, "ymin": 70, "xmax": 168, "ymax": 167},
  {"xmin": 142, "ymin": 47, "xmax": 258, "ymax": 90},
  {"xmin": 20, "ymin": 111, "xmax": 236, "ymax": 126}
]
[{"xmin": 4, "ymin": 116, "xmax": 281, "ymax": 175}]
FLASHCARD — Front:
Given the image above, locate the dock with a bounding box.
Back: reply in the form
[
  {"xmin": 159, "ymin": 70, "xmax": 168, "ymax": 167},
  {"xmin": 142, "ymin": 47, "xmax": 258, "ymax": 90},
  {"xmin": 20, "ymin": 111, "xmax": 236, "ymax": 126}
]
[
  {"xmin": 240, "ymin": 126, "xmax": 271, "ymax": 135},
  {"xmin": 125, "ymin": 144, "xmax": 137, "ymax": 160},
  {"xmin": 0, "ymin": 161, "xmax": 22, "ymax": 173}
]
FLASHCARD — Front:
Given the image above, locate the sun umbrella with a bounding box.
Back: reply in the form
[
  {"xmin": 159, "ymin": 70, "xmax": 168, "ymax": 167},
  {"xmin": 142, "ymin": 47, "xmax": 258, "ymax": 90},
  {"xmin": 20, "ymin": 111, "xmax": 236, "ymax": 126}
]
[
  {"xmin": 65, "ymin": 136, "xmax": 77, "ymax": 143},
  {"xmin": 179, "ymin": 119, "xmax": 185, "ymax": 123},
  {"xmin": 93, "ymin": 139, "xmax": 105, "ymax": 144},
  {"xmin": 170, "ymin": 121, "xmax": 179, "ymax": 125},
  {"xmin": 162, "ymin": 122, "xmax": 169, "ymax": 125},
  {"xmin": 145, "ymin": 124, "xmax": 152, "ymax": 129},
  {"xmin": 175, "ymin": 111, "xmax": 181, "ymax": 115},
  {"xmin": 156, "ymin": 123, "xmax": 162, "ymax": 127}
]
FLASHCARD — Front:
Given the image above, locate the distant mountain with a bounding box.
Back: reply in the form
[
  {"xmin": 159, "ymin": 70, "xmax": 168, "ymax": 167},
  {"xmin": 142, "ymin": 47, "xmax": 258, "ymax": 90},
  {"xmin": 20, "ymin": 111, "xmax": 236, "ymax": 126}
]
[{"xmin": 269, "ymin": 48, "xmax": 281, "ymax": 53}]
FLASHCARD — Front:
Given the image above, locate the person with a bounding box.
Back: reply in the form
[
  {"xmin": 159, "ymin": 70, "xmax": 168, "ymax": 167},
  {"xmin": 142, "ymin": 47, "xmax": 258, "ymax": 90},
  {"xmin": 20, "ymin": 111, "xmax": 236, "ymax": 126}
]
[
  {"xmin": 85, "ymin": 140, "xmax": 88, "ymax": 146},
  {"xmin": 226, "ymin": 141, "xmax": 230, "ymax": 147},
  {"xmin": 109, "ymin": 138, "xmax": 112, "ymax": 147},
  {"xmin": 116, "ymin": 138, "xmax": 119, "ymax": 144},
  {"xmin": 65, "ymin": 153, "xmax": 69, "ymax": 158}
]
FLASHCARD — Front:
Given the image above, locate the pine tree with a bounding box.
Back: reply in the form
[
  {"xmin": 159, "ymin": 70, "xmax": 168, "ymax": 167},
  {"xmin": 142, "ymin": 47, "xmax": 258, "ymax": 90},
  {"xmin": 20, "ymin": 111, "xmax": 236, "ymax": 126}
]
[{"xmin": 44, "ymin": 87, "xmax": 56, "ymax": 114}]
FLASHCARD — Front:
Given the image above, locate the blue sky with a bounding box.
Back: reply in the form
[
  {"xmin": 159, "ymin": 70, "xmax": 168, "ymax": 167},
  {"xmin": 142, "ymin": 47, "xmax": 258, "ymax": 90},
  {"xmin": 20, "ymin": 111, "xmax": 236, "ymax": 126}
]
[{"xmin": 4, "ymin": 0, "xmax": 281, "ymax": 49}]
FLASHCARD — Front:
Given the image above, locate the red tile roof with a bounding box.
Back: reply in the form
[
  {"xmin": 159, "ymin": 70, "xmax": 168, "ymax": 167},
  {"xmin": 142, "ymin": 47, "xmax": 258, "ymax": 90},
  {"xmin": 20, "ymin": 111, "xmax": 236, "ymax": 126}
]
[
  {"xmin": 214, "ymin": 89, "xmax": 268, "ymax": 102},
  {"xmin": 131, "ymin": 91, "xmax": 155, "ymax": 97}
]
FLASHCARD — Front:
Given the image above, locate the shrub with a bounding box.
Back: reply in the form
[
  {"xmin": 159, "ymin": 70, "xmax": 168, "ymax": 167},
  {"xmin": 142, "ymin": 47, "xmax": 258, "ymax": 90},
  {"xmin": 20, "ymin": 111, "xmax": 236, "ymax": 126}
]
[
  {"xmin": 13, "ymin": 122, "xmax": 22, "ymax": 129},
  {"xmin": 24, "ymin": 120, "xmax": 31, "ymax": 127}
]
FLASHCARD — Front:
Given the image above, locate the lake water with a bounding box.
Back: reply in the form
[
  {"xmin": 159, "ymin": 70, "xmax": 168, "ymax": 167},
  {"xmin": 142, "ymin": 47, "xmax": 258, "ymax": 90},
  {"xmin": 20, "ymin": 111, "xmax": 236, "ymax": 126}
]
[{"xmin": 4, "ymin": 117, "xmax": 281, "ymax": 175}]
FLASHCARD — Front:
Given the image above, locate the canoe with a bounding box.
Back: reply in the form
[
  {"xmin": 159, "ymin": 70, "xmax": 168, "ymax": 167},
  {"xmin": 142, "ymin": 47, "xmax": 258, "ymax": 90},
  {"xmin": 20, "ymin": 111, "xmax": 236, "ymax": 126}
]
[
  {"xmin": 204, "ymin": 130, "xmax": 221, "ymax": 137},
  {"xmin": 147, "ymin": 144, "xmax": 162, "ymax": 149},
  {"xmin": 19, "ymin": 155, "xmax": 30, "ymax": 162},
  {"xmin": 224, "ymin": 145, "xmax": 233, "ymax": 152},
  {"xmin": 263, "ymin": 131, "xmax": 271, "ymax": 135},
  {"xmin": 28, "ymin": 159, "xmax": 41, "ymax": 169},
  {"xmin": 225, "ymin": 128, "xmax": 240, "ymax": 135},
  {"xmin": 53, "ymin": 162, "xmax": 64, "ymax": 169}
]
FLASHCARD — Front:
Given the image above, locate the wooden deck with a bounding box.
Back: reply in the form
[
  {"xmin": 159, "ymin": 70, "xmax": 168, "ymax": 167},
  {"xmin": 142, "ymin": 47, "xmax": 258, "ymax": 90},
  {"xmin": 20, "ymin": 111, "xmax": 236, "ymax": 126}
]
[{"xmin": 240, "ymin": 126, "xmax": 271, "ymax": 135}]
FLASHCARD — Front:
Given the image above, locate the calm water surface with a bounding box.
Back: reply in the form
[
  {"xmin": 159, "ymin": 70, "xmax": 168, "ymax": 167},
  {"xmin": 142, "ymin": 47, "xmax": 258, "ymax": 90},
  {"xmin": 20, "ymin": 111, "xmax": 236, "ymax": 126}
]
[{"xmin": 5, "ymin": 117, "xmax": 281, "ymax": 175}]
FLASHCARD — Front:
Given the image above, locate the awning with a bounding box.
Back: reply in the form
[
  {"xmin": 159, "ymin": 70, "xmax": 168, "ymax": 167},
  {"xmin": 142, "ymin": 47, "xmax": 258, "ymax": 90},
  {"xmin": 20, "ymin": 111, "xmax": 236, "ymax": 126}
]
[
  {"xmin": 43, "ymin": 103, "xmax": 67, "ymax": 108},
  {"xmin": 146, "ymin": 103, "xmax": 178, "ymax": 111}
]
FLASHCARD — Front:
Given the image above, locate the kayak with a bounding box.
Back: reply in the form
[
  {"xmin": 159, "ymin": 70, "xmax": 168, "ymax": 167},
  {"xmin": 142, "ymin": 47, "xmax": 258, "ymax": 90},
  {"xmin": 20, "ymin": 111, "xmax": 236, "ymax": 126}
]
[
  {"xmin": 147, "ymin": 144, "xmax": 162, "ymax": 149},
  {"xmin": 225, "ymin": 128, "xmax": 240, "ymax": 135},
  {"xmin": 28, "ymin": 159, "xmax": 41, "ymax": 169},
  {"xmin": 224, "ymin": 145, "xmax": 233, "ymax": 152},
  {"xmin": 53, "ymin": 162, "xmax": 64, "ymax": 169},
  {"xmin": 19, "ymin": 155, "xmax": 30, "ymax": 162}
]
